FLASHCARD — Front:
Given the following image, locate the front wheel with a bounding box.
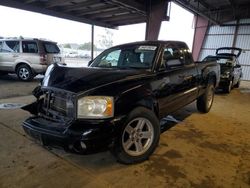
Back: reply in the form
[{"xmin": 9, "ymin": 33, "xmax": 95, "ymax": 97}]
[
  {"xmin": 112, "ymin": 107, "xmax": 160, "ymax": 164},
  {"xmin": 197, "ymin": 82, "xmax": 215, "ymax": 113}
]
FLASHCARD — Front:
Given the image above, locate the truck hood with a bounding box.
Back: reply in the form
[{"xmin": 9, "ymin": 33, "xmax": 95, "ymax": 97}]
[{"xmin": 42, "ymin": 64, "xmax": 148, "ymax": 93}]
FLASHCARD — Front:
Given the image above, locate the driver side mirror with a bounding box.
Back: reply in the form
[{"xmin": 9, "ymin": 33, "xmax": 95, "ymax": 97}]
[{"xmin": 235, "ymin": 64, "xmax": 241, "ymax": 68}]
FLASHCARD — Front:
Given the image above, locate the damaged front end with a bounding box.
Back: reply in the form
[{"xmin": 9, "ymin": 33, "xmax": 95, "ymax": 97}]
[
  {"xmin": 22, "ymin": 85, "xmax": 81, "ymax": 152},
  {"xmin": 21, "ymin": 85, "xmax": 115, "ymax": 154},
  {"xmin": 22, "ymin": 85, "xmax": 76, "ymax": 123}
]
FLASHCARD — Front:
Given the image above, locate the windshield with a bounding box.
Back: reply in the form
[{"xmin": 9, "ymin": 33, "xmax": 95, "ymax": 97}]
[
  {"xmin": 43, "ymin": 42, "xmax": 60, "ymax": 54},
  {"xmin": 90, "ymin": 45, "xmax": 157, "ymax": 69}
]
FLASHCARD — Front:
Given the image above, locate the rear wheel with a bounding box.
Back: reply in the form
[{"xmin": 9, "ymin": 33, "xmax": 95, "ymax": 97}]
[
  {"xmin": 112, "ymin": 107, "xmax": 160, "ymax": 164},
  {"xmin": 16, "ymin": 64, "xmax": 34, "ymax": 81},
  {"xmin": 197, "ymin": 82, "xmax": 215, "ymax": 113}
]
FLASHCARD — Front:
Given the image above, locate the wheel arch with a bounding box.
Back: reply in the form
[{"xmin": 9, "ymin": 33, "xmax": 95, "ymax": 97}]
[
  {"xmin": 115, "ymin": 86, "xmax": 160, "ymax": 119},
  {"xmin": 206, "ymin": 72, "xmax": 217, "ymax": 87},
  {"xmin": 15, "ymin": 62, "xmax": 32, "ymax": 72},
  {"xmin": 134, "ymin": 97, "xmax": 159, "ymax": 118}
]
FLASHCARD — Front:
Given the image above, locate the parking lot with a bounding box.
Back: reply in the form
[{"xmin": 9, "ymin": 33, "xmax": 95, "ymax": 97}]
[{"xmin": 0, "ymin": 73, "xmax": 249, "ymax": 188}]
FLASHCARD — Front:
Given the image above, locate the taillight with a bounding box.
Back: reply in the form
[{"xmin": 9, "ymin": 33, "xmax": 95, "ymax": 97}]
[{"xmin": 40, "ymin": 54, "xmax": 47, "ymax": 65}]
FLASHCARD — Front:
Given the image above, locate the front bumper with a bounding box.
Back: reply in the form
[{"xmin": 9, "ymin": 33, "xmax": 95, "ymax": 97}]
[{"xmin": 22, "ymin": 116, "xmax": 124, "ymax": 153}]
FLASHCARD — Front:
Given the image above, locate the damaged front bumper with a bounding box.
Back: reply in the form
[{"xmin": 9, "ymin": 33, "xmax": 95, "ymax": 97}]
[
  {"xmin": 22, "ymin": 86, "xmax": 124, "ymax": 153},
  {"xmin": 22, "ymin": 116, "xmax": 121, "ymax": 153}
]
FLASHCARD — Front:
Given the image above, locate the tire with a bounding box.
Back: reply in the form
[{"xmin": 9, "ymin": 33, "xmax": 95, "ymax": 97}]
[
  {"xmin": 112, "ymin": 107, "xmax": 160, "ymax": 164},
  {"xmin": 197, "ymin": 82, "xmax": 215, "ymax": 113},
  {"xmin": 235, "ymin": 79, "xmax": 241, "ymax": 88},
  {"xmin": 223, "ymin": 80, "xmax": 232, "ymax": 93},
  {"xmin": 16, "ymin": 64, "xmax": 34, "ymax": 81}
]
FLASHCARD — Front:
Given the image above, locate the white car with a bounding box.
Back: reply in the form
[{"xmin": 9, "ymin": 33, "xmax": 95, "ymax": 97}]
[
  {"xmin": 66, "ymin": 51, "xmax": 78, "ymax": 58},
  {"xmin": 0, "ymin": 37, "xmax": 64, "ymax": 81}
]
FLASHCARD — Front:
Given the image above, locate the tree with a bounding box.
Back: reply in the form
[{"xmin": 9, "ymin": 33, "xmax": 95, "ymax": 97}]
[
  {"xmin": 78, "ymin": 42, "xmax": 97, "ymax": 50},
  {"xmin": 97, "ymin": 28, "xmax": 114, "ymax": 49},
  {"xmin": 63, "ymin": 43, "xmax": 71, "ymax": 48}
]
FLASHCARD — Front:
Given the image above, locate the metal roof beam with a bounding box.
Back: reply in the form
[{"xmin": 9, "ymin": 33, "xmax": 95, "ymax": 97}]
[
  {"xmin": 0, "ymin": 0, "xmax": 116, "ymax": 28},
  {"xmin": 86, "ymin": 9, "xmax": 129, "ymax": 19},
  {"xmin": 105, "ymin": 0, "xmax": 146, "ymax": 16},
  {"xmin": 25, "ymin": 0, "xmax": 37, "ymax": 3},
  {"xmin": 62, "ymin": 0, "xmax": 105, "ymax": 12},
  {"xmin": 45, "ymin": 0, "xmax": 73, "ymax": 8},
  {"xmin": 174, "ymin": 0, "xmax": 221, "ymax": 25},
  {"xmin": 100, "ymin": 14, "xmax": 142, "ymax": 22},
  {"xmin": 76, "ymin": 5, "xmax": 118, "ymax": 16}
]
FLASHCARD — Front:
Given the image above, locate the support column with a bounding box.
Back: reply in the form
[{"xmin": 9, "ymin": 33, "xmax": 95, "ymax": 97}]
[
  {"xmin": 192, "ymin": 15, "xmax": 209, "ymax": 61},
  {"xmin": 91, "ymin": 24, "xmax": 94, "ymax": 60},
  {"xmin": 145, "ymin": 1, "xmax": 169, "ymax": 41},
  {"xmin": 232, "ymin": 19, "xmax": 239, "ymax": 48}
]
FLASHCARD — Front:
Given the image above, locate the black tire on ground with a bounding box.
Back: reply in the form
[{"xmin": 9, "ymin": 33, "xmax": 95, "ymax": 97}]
[
  {"xmin": 16, "ymin": 64, "xmax": 34, "ymax": 81},
  {"xmin": 197, "ymin": 82, "xmax": 215, "ymax": 113},
  {"xmin": 112, "ymin": 107, "xmax": 160, "ymax": 164},
  {"xmin": 223, "ymin": 80, "xmax": 233, "ymax": 93},
  {"xmin": 235, "ymin": 79, "xmax": 241, "ymax": 88}
]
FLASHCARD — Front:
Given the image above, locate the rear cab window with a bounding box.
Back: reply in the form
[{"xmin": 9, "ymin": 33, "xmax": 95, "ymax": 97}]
[
  {"xmin": 0, "ymin": 40, "xmax": 20, "ymax": 53},
  {"xmin": 22, "ymin": 41, "xmax": 38, "ymax": 53},
  {"xmin": 42, "ymin": 42, "xmax": 60, "ymax": 54},
  {"xmin": 160, "ymin": 43, "xmax": 193, "ymax": 70}
]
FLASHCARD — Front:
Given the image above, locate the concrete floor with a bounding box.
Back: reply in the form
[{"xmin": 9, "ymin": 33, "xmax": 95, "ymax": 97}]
[{"xmin": 0, "ymin": 74, "xmax": 250, "ymax": 188}]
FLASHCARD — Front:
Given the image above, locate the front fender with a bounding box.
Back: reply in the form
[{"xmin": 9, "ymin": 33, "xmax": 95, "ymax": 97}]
[{"xmin": 115, "ymin": 84, "xmax": 158, "ymax": 118}]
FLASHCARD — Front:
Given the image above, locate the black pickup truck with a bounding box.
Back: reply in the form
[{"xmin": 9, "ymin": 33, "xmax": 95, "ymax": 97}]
[
  {"xmin": 22, "ymin": 41, "xmax": 220, "ymax": 164},
  {"xmin": 203, "ymin": 47, "xmax": 242, "ymax": 93}
]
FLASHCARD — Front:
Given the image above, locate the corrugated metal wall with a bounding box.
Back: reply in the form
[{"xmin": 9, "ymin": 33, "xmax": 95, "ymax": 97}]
[{"xmin": 199, "ymin": 19, "xmax": 250, "ymax": 80}]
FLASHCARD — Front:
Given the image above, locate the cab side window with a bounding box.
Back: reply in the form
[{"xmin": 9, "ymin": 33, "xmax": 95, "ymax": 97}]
[
  {"xmin": 0, "ymin": 41, "xmax": 20, "ymax": 53},
  {"xmin": 161, "ymin": 47, "xmax": 184, "ymax": 70}
]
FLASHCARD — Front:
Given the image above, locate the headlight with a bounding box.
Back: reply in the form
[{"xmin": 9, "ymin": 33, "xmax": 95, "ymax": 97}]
[{"xmin": 77, "ymin": 96, "xmax": 114, "ymax": 118}]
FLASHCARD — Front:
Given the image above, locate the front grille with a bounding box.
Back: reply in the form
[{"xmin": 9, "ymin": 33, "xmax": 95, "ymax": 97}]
[
  {"xmin": 51, "ymin": 95, "xmax": 67, "ymax": 114},
  {"xmin": 40, "ymin": 89, "xmax": 75, "ymax": 122}
]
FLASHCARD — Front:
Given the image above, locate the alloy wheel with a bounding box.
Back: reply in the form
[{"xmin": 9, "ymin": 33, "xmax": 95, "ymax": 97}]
[
  {"xmin": 122, "ymin": 117, "xmax": 154, "ymax": 156},
  {"xmin": 19, "ymin": 67, "xmax": 30, "ymax": 80}
]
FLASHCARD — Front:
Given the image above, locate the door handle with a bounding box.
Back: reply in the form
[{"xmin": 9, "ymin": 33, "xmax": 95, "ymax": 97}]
[{"xmin": 13, "ymin": 55, "xmax": 19, "ymax": 58}]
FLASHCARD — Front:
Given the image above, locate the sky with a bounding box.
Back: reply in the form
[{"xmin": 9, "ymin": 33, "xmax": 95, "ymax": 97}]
[{"xmin": 0, "ymin": 2, "xmax": 195, "ymax": 49}]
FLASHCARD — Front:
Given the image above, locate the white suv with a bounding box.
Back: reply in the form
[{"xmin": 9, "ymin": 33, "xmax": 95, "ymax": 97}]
[{"xmin": 0, "ymin": 37, "xmax": 64, "ymax": 81}]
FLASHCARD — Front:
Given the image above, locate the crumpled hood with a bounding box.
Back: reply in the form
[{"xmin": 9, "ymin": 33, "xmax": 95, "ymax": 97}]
[{"xmin": 42, "ymin": 64, "xmax": 147, "ymax": 93}]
